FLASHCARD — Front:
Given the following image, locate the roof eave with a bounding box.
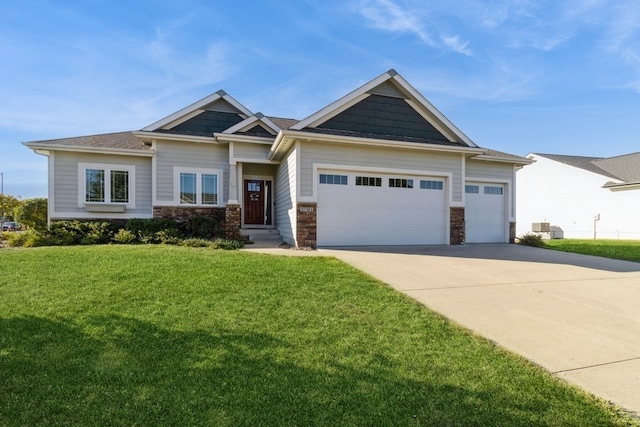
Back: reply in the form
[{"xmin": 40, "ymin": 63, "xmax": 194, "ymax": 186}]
[
  {"xmin": 22, "ymin": 142, "xmax": 154, "ymax": 157},
  {"xmin": 133, "ymin": 131, "xmax": 217, "ymax": 144},
  {"xmin": 268, "ymin": 129, "xmax": 485, "ymax": 161},
  {"xmin": 470, "ymin": 154, "xmax": 533, "ymax": 165},
  {"xmin": 602, "ymin": 181, "xmax": 640, "ymax": 191}
]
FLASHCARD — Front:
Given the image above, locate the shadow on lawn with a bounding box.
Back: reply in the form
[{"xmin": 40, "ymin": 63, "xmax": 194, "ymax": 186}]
[{"xmin": 1, "ymin": 315, "xmax": 568, "ymax": 425}]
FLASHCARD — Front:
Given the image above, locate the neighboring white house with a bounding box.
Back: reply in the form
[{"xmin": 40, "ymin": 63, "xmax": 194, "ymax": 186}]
[
  {"xmin": 516, "ymin": 152, "xmax": 640, "ymax": 239},
  {"xmin": 24, "ymin": 69, "xmax": 531, "ymax": 247}
]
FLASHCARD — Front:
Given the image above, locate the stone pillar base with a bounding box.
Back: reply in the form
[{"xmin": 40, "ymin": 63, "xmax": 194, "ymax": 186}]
[
  {"xmin": 225, "ymin": 204, "xmax": 241, "ymax": 240},
  {"xmin": 509, "ymin": 222, "xmax": 516, "ymax": 244},
  {"xmin": 450, "ymin": 207, "xmax": 465, "ymax": 245},
  {"xmin": 296, "ymin": 203, "xmax": 317, "ymax": 248}
]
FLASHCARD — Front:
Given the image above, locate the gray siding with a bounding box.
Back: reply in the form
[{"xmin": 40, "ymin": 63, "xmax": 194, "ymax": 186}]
[
  {"xmin": 233, "ymin": 142, "xmax": 272, "ymax": 162},
  {"xmin": 155, "ymin": 140, "xmax": 229, "ymax": 204},
  {"xmin": 466, "ymin": 160, "xmax": 513, "ymax": 181},
  {"xmin": 275, "ymin": 147, "xmax": 296, "ymax": 245},
  {"xmin": 299, "ymin": 141, "xmax": 464, "ymax": 202},
  {"xmin": 52, "ymin": 151, "xmax": 152, "ymax": 217}
]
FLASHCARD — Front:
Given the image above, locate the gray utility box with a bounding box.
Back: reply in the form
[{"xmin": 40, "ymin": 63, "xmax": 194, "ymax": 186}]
[{"xmin": 532, "ymin": 222, "xmax": 551, "ymax": 232}]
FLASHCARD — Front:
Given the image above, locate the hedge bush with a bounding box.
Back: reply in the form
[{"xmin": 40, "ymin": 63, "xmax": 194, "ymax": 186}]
[{"xmin": 3, "ymin": 216, "xmax": 243, "ymax": 250}]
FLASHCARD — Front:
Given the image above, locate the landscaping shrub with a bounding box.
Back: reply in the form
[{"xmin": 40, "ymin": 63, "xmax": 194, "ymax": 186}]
[
  {"xmin": 47, "ymin": 221, "xmax": 114, "ymax": 245},
  {"xmin": 113, "ymin": 229, "xmax": 136, "ymax": 244},
  {"xmin": 516, "ymin": 233, "xmax": 545, "ymax": 248},
  {"xmin": 181, "ymin": 238, "xmax": 214, "ymax": 248},
  {"xmin": 182, "ymin": 215, "xmax": 222, "ymax": 239},
  {"xmin": 126, "ymin": 218, "xmax": 180, "ymax": 243},
  {"xmin": 4, "ymin": 229, "xmax": 52, "ymax": 247},
  {"xmin": 210, "ymin": 238, "xmax": 245, "ymax": 250}
]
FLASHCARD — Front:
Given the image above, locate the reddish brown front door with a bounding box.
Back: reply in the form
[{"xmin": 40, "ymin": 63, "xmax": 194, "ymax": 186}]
[{"xmin": 244, "ymin": 180, "xmax": 264, "ymax": 225}]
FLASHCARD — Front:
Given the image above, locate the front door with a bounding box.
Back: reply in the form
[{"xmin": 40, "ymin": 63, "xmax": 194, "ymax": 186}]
[{"xmin": 244, "ymin": 179, "xmax": 265, "ymax": 225}]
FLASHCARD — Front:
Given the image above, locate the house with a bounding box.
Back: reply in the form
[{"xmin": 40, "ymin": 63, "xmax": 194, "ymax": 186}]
[
  {"xmin": 24, "ymin": 70, "xmax": 531, "ymax": 247},
  {"xmin": 516, "ymin": 152, "xmax": 640, "ymax": 239}
]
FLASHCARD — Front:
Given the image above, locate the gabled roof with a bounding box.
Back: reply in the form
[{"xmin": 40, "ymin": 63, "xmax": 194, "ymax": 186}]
[
  {"xmin": 533, "ymin": 152, "xmax": 640, "ymax": 189},
  {"xmin": 222, "ymin": 113, "xmax": 281, "ymax": 136},
  {"xmin": 142, "ymin": 90, "xmax": 253, "ymax": 134},
  {"xmin": 23, "ymin": 131, "xmax": 153, "ymax": 156},
  {"xmin": 290, "ymin": 69, "xmax": 477, "ymax": 148}
]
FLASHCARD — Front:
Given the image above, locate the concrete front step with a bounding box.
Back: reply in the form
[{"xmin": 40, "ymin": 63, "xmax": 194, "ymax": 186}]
[{"xmin": 240, "ymin": 228, "xmax": 283, "ymax": 243}]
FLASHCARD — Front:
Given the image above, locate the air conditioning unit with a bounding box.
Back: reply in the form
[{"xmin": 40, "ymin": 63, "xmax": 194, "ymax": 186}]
[{"xmin": 532, "ymin": 222, "xmax": 550, "ymax": 232}]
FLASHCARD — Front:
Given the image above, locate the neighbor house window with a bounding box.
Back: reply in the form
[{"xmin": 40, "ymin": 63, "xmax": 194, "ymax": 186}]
[
  {"xmin": 465, "ymin": 185, "xmax": 479, "ymax": 194},
  {"xmin": 420, "ymin": 180, "xmax": 444, "ymax": 190},
  {"xmin": 319, "ymin": 174, "xmax": 348, "ymax": 185},
  {"xmin": 174, "ymin": 168, "xmax": 221, "ymax": 205},
  {"xmin": 80, "ymin": 163, "xmax": 134, "ymax": 205},
  {"xmin": 484, "ymin": 186, "xmax": 504, "ymax": 195},
  {"xmin": 355, "ymin": 176, "xmax": 382, "ymax": 187},
  {"xmin": 389, "ymin": 178, "xmax": 413, "ymax": 188}
]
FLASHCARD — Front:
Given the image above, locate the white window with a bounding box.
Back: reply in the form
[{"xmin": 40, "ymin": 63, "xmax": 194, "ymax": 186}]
[
  {"xmin": 319, "ymin": 174, "xmax": 348, "ymax": 185},
  {"xmin": 389, "ymin": 178, "xmax": 413, "ymax": 188},
  {"xmin": 465, "ymin": 185, "xmax": 480, "ymax": 194},
  {"xmin": 484, "ymin": 186, "xmax": 503, "ymax": 195},
  {"xmin": 356, "ymin": 176, "xmax": 382, "ymax": 187},
  {"xmin": 79, "ymin": 163, "xmax": 135, "ymax": 206},
  {"xmin": 174, "ymin": 168, "xmax": 222, "ymax": 206},
  {"xmin": 420, "ymin": 180, "xmax": 443, "ymax": 190}
]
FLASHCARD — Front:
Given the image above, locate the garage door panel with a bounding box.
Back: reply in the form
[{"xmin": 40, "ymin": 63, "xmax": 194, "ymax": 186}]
[
  {"xmin": 317, "ymin": 171, "xmax": 446, "ymax": 246},
  {"xmin": 466, "ymin": 182, "xmax": 506, "ymax": 243}
]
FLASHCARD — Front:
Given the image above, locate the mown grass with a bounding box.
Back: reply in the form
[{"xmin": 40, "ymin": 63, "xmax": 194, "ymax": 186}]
[
  {"xmin": 545, "ymin": 239, "xmax": 640, "ymax": 263},
  {"xmin": 1, "ymin": 245, "xmax": 637, "ymax": 426}
]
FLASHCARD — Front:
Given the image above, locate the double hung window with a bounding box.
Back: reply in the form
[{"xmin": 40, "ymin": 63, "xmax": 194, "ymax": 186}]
[
  {"xmin": 80, "ymin": 163, "xmax": 133, "ymax": 205},
  {"xmin": 175, "ymin": 168, "xmax": 221, "ymax": 205}
]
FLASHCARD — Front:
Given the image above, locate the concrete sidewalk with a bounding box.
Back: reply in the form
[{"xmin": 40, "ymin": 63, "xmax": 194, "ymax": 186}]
[{"xmin": 319, "ymin": 244, "xmax": 640, "ymax": 417}]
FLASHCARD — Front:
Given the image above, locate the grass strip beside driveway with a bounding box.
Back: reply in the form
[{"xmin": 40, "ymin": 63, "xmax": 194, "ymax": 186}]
[
  {"xmin": 1, "ymin": 245, "xmax": 637, "ymax": 426},
  {"xmin": 545, "ymin": 239, "xmax": 640, "ymax": 263}
]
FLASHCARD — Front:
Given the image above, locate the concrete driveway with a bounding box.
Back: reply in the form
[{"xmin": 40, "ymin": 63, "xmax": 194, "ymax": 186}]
[{"xmin": 320, "ymin": 244, "xmax": 640, "ymax": 416}]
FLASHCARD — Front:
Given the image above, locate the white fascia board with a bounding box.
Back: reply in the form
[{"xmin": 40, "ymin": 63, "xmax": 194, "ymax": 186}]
[
  {"xmin": 142, "ymin": 92, "xmax": 224, "ymax": 131},
  {"xmin": 391, "ymin": 74, "xmax": 477, "ymax": 148},
  {"xmin": 142, "ymin": 91, "xmax": 254, "ymax": 131},
  {"xmin": 22, "ymin": 143, "xmax": 154, "ymax": 157},
  {"xmin": 133, "ymin": 131, "xmax": 217, "ymax": 145},
  {"xmin": 291, "ymin": 70, "xmax": 396, "ymax": 130},
  {"xmin": 222, "ymin": 114, "xmax": 279, "ymax": 135},
  {"xmin": 214, "ymin": 133, "xmax": 274, "ymax": 145},
  {"xmin": 276, "ymin": 130, "xmax": 485, "ymax": 155},
  {"xmin": 603, "ymin": 181, "xmax": 640, "ymax": 191},
  {"xmin": 470, "ymin": 154, "xmax": 533, "ymax": 165}
]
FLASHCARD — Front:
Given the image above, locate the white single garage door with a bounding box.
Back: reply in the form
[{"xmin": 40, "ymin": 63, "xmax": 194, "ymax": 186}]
[
  {"xmin": 465, "ymin": 182, "xmax": 506, "ymax": 243},
  {"xmin": 317, "ymin": 171, "xmax": 447, "ymax": 246}
]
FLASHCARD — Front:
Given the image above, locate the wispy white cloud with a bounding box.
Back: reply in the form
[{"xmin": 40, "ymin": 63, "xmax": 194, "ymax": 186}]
[
  {"xmin": 441, "ymin": 35, "xmax": 472, "ymax": 55},
  {"xmin": 352, "ymin": 0, "xmax": 472, "ymax": 55}
]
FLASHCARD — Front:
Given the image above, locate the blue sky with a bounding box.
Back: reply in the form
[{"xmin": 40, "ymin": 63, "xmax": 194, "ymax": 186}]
[{"xmin": 2, "ymin": 0, "xmax": 640, "ymax": 198}]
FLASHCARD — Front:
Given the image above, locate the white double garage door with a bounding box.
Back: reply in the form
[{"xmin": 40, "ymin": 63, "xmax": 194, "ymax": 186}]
[{"xmin": 316, "ymin": 169, "xmax": 506, "ymax": 246}]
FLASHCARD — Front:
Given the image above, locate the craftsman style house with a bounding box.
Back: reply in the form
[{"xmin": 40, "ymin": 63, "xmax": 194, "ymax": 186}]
[{"xmin": 25, "ymin": 70, "xmax": 530, "ymax": 247}]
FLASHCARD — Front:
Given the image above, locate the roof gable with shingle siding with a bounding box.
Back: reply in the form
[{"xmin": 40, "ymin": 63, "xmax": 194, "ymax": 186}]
[
  {"xmin": 314, "ymin": 94, "xmax": 453, "ymax": 144},
  {"xmin": 161, "ymin": 110, "xmax": 245, "ymax": 136}
]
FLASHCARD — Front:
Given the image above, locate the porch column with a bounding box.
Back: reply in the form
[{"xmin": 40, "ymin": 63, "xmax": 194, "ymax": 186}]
[{"xmin": 228, "ymin": 163, "xmax": 239, "ymax": 204}]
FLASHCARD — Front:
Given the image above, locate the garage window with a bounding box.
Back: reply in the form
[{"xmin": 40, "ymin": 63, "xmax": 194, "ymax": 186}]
[
  {"xmin": 389, "ymin": 178, "xmax": 413, "ymax": 188},
  {"xmin": 356, "ymin": 176, "xmax": 382, "ymax": 187},
  {"xmin": 484, "ymin": 186, "xmax": 503, "ymax": 195},
  {"xmin": 420, "ymin": 180, "xmax": 443, "ymax": 190},
  {"xmin": 319, "ymin": 174, "xmax": 348, "ymax": 185},
  {"xmin": 465, "ymin": 185, "xmax": 479, "ymax": 194}
]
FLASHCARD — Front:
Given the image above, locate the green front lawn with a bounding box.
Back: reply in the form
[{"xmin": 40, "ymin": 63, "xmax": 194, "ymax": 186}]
[
  {"xmin": 545, "ymin": 239, "xmax": 640, "ymax": 263},
  {"xmin": 0, "ymin": 246, "xmax": 636, "ymax": 426}
]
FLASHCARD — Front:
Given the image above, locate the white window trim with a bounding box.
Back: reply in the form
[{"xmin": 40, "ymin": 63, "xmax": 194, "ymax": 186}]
[
  {"xmin": 173, "ymin": 167, "xmax": 223, "ymax": 206},
  {"xmin": 78, "ymin": 163, "xmax": 136, "ymax": 208}
]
